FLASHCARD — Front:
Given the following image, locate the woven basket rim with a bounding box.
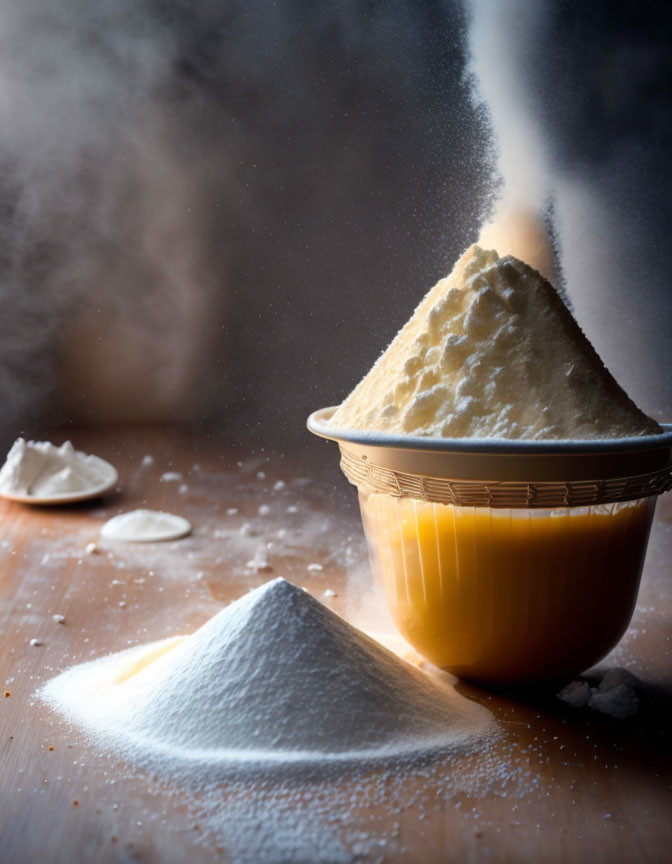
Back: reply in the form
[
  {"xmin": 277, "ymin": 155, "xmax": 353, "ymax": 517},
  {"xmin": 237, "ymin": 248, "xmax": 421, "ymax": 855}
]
[{"xmin": 338, "ymin": 447, "xmax": 672, "ymax": 508}]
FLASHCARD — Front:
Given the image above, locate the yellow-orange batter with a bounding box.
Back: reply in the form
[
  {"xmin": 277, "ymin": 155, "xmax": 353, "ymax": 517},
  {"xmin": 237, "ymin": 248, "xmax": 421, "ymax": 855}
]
[{"xmin": 359, "ymin": 492, "xmax": 655, "ymax": 682}]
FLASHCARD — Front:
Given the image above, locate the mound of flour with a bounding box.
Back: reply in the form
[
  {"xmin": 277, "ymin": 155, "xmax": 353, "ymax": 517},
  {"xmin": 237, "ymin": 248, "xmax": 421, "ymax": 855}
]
[
  {"xmin": 0, "ymin": 438, "xmax": 115, "ymax": 498},
  {"xmin": 100, "ymin": 509, "xmax": 191, "ymax": 543},
  {"xmin": 330, "ymin": 245, "xmax": 659, "ymax": 439},
  {"xmin": 40, "ymin": 579, "xmax": 494, "ymax": 770}
]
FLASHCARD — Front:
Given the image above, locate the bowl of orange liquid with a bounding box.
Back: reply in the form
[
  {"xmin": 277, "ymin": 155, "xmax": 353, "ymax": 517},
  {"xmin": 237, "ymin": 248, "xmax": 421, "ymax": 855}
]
[{"xmin": 308, "ymin": 408, "xmax": 672, "ymax": 683}]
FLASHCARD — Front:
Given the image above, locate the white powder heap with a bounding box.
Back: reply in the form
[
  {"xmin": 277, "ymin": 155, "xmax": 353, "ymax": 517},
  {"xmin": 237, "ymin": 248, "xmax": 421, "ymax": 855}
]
[
  {"xmin": 100, "ymin": 509, "xmax": 191, "ymax": 543},
  {"xmin": 0, "ymin": 438, "xmax": 116, "ymax": 498},
  {"xmin": 330, "ymin": 245, "xmax": 659, "ymax": 439},
  {"xmin": 40, "ymin": 579, "xmax": 494, "ymax": 771},
  {"xmin": 558, "ymin": 667, "xmax": 640, "ymax": 719}
]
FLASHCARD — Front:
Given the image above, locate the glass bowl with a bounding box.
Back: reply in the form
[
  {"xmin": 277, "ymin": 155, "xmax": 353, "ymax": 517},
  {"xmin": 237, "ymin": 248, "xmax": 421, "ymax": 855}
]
[{"xmin": 308, "ymin": 407, "xmax": 672, "ymax": 683}]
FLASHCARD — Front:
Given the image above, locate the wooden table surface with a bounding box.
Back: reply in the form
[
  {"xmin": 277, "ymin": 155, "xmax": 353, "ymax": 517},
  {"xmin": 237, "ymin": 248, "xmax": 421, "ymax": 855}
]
[{"xmin": 1, "ymin": 427, "xmax": 671, "ymax": 864}]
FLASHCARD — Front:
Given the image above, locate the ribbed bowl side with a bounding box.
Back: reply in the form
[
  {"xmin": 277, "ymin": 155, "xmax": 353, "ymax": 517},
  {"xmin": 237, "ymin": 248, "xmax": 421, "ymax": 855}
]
[{"xmin": 358, "ymin": 492, "xmax": 656, "ymax": 683}]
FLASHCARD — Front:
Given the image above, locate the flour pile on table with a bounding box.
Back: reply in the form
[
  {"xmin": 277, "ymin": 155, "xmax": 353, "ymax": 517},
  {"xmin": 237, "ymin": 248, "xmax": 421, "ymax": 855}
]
[
  {"xmin": 100, "ymin": 509, "xmax": 191, "ymax": 543},
  {"xmin": 0, "ymin": 439, "xmax": 114, "ymax": 498},
  {"xmin": 40, "ymin": 578, "xmax": 494, "ymax": 771}
]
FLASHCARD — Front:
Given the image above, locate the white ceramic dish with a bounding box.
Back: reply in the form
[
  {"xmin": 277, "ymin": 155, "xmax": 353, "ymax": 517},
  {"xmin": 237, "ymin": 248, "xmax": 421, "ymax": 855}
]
[{"xmin": 0, "ymin": 456, "xmax": 118, "ymax": 505}]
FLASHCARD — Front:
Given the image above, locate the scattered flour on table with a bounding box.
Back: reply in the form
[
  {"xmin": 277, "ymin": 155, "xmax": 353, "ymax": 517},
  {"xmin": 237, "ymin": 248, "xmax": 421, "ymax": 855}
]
[
  {"xmin": 558, "ymin": 667, "xmax": 640, "ymax": 718},
  {"xmin": 23, "ymin": 470, "xmax": 362, "ymax": 590},
  {"xmin": 100, "ymin": 510, "xmax": 191, "ymax": 543},
  {"xmin": 39, "ymin": 579, "xmax": 495, "ymax": 771},
  {"xmin": 0, "ymin": 439, "xmax": 115, "ymax": 498}
]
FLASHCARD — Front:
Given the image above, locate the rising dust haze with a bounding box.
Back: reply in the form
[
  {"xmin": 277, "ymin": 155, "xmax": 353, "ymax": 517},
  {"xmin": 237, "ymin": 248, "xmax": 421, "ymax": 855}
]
[
  {"xmin": 467, "ymin": 0, "xmax": 672, "ymax": 422},
  {"xmin": 0, "ymin": 0, "xmax": 670, "ymax": 451}
]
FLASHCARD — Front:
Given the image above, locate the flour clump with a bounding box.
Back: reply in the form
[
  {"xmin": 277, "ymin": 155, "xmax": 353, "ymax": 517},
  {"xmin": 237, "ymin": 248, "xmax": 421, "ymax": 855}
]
[{"xmin": 558, "ymin": 667, "xmax": 640, "ymax": 718}]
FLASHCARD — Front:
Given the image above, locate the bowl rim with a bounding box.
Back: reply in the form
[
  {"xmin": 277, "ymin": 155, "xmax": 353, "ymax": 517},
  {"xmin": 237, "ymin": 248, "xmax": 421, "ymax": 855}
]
[{"xmin": 308, "ymin": 406, "xmax": 672, "ymax": 457}]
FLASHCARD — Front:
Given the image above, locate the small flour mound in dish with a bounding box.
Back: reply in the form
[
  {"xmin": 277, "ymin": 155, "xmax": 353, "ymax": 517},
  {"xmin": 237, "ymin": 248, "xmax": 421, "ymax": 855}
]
[
  {"xmin": 39, "ymin": 578, "xmax": 495, "ymax": 773},
  {"xmin": 0, "ymin": 439, "xmax": 115, "ymax": 498},
  {"xmin": 100, "ymin": 509, "xmax": 191, "ymax": 543}
]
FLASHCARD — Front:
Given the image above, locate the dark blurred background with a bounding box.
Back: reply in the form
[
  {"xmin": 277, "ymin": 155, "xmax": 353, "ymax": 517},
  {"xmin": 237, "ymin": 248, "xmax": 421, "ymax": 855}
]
[{"xmin": 0, "ymin": 0, "xmax": 670, "ymax": 453}]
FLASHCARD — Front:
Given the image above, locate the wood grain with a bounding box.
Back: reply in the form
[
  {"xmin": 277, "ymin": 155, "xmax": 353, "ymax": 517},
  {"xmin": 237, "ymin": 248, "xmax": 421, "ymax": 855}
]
[{"xmin": 1, "ymin": 427, "xmax": 671, "ymax": 863}]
